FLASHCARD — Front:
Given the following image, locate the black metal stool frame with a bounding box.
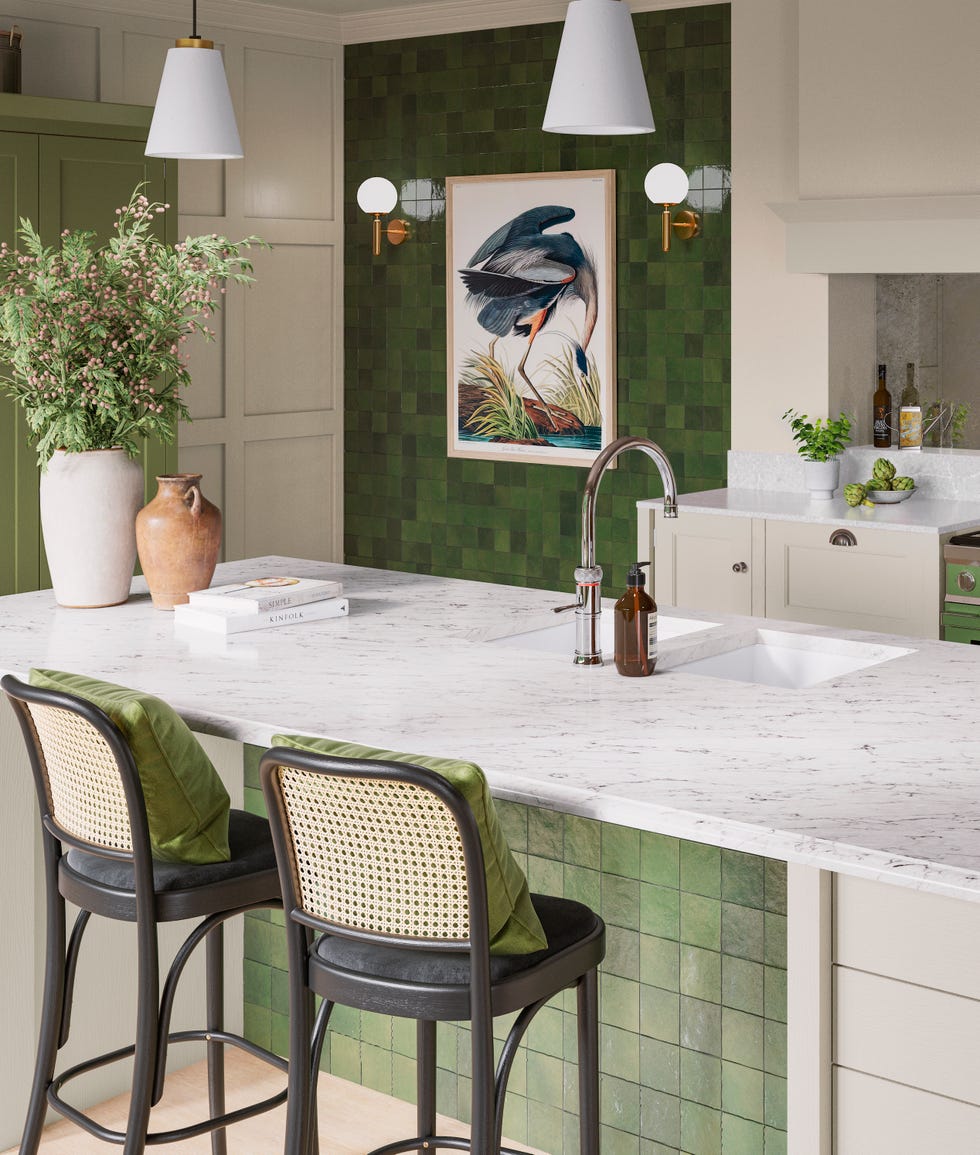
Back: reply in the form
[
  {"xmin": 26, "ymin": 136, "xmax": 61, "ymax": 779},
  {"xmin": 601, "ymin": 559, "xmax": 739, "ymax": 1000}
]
[
  {"xmin": 3, "ymin": 675, "xmax": 288, "ymax": 1155},
  {"xmin": 260, "ymin": 747, "xmax": 605, "ymax": 1155}
]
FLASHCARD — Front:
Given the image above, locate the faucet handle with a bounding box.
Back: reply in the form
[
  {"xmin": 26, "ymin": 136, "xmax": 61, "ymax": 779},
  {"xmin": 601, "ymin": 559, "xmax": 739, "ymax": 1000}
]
[{"xmin": 552, "ymin": 601, "xmax": 580, "ymax": 614}]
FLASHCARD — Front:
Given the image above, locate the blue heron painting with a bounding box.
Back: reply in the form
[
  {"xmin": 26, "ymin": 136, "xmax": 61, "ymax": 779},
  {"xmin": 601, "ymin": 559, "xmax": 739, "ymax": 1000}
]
[
  {"xmin": 449, "ymin": 175, "xmax": 613, "ymax": 464},
  {"xmin": 458, "ymin": 205, "xmax": 598, "ymax": 434}
]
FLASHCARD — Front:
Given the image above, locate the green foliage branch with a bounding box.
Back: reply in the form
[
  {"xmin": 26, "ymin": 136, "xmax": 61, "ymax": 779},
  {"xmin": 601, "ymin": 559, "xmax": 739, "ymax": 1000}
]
[
  {"xmin": 0, "ymin": 185, "xmax": 263, "ymax": 467},
  {"xmin": 782, "ymin": 409, "xmax": 853, "ymax": 462}
]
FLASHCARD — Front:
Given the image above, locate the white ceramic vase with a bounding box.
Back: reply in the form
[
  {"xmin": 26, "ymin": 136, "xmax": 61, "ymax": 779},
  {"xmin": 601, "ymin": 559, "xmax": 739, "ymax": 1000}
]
[
  {"xmin": 39, "ymin": 448, "xmax": 144, "ymax": 608},
  {"xmin": 803, "ymin": 457, "xmax": 841, "ymax": 501}
]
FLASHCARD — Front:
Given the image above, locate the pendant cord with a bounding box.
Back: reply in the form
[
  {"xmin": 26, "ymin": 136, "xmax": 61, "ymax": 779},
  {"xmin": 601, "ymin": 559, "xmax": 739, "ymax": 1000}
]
[{"xmin": 192, "ymin": 0, "xmax": 198, "ymax": 38}]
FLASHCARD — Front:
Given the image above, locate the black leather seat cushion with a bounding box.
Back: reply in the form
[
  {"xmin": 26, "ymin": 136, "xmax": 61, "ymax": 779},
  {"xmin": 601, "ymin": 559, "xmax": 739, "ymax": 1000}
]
[
  {"xmin": 313, "ymin": 894, "xmax": 602, "ymax": 986},
  {"xmin": 64, "ymin": 810, "xmax": 277, "ymax": 892}
]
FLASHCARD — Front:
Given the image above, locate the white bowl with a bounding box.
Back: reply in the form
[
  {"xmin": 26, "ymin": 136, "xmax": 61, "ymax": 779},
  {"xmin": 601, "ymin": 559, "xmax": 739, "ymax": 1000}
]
[{"xmin": 867, "ymin": 487, "xmax": 915, "ymax": 504}]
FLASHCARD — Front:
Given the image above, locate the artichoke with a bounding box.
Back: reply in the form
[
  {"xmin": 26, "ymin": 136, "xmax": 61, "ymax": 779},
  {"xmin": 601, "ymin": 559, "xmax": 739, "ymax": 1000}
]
[
  {"xmin": 866, "ymin": 478, "xmax": 892, "ymax": 491},
  {"xmin": 893, "ymin": 475, "xmax": 915, "ymax": 490},
  {"xmin": 844, "ymin": 483, "xmax": 867, "ymax": 507},
  {"xmin": 872, "ymin": 457, "xmax": 897, "ymax": 481}
]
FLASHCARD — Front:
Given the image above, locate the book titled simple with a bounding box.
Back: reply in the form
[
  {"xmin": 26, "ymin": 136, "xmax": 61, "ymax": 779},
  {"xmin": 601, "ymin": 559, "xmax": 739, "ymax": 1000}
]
[
  {"xmin": 174, "ymin": 596, "xmax": 349, "ymax": 635},
  {"xmin": 186, "ymin": 576, "xmax": 342, "ymax": 615}
]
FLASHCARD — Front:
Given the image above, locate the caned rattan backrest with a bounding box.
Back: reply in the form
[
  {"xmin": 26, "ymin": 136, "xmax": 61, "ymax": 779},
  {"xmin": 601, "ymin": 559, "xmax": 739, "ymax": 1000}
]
[
  {"xmin": 1, "ymin": 677, "xmax": 140, "ymax": 857},
  {"xmin": 268, "ymin": 759, "xmax": 476, "ymax": 944},
  {"xmin": 26, "ymin": 700, "xmax": 133, "ymax": 852}
]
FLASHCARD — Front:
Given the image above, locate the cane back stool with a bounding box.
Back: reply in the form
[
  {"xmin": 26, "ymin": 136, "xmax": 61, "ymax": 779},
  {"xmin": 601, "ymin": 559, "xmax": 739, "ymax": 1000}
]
[
  {"xmin": 260, "ymin": 745, "xmax": 606, "ymax": 1155},
  {"xmin": 2, "ymin": 675, "xmax": 287, "ymax": 1155}
]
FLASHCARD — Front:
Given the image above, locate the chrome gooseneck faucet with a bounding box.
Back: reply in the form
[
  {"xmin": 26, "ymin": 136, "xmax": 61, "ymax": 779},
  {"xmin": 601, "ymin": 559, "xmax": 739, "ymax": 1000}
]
[{"xmin": 558, "ymin": 435, "xmax": 679, "ymax": 665}]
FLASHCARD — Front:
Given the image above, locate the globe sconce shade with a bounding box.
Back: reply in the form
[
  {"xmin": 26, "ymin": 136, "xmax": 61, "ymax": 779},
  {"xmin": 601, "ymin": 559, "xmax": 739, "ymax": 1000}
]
[
  {"xmin": 356, "ymin": 177, "xmax": 399, "ymax": 215},
  {"xmin": 543, "ymin": 0, "xmax": 655, "ymax": 135},
  {"xmin": 145, "ymin": 30, "xmax": 242, "ymax": 160},
  {"xmin": 644, "ymin": 163, "xmax": 701, "ymax": 252},
  {"xmin": 357, "ymin": 177, "xmax": 410, "ymax": 257}
]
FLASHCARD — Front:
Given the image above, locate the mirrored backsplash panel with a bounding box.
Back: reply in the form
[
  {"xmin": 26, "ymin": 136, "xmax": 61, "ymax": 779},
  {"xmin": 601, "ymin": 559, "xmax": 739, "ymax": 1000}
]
[{"xmin": 876, "ymin": 274, "xmax": 980, "ymax": 449}]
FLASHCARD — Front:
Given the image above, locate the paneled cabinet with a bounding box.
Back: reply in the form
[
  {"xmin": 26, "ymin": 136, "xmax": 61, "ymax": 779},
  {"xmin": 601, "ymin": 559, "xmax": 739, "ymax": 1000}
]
[
  {"xmin": 0, "ymin": 95, "xmax": 176, "ymax": 595},
  {"xmin": 640, "ymin": 507, "xmax": 948, "ymax": 639}
]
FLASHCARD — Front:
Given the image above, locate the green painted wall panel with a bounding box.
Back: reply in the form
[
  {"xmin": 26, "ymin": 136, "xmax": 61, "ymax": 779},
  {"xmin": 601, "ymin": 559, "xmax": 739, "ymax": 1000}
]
[{"xmin": 0, "ymin": 130, "xmax": 40, "ymax": 596}]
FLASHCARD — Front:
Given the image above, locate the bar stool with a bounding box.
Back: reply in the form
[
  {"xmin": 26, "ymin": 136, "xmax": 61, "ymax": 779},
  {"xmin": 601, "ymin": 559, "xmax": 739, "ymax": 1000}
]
[
  {"xmin": 260, "ymin": 745, "xmax": 606, "ymax": 1155},
  {"xmin": 2, "ymin": 675, "xmax": 287, "ymax": 1155}
]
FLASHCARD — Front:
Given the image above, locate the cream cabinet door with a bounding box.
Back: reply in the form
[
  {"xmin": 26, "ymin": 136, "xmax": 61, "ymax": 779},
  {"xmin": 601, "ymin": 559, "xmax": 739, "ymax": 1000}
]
[
  {"xmin": 646, "ymin": 511, "xmax": 762, "ymax": 615},
  {"xmin": 765, "ymin": 520, "xmax": 939, "ymax": 637}
]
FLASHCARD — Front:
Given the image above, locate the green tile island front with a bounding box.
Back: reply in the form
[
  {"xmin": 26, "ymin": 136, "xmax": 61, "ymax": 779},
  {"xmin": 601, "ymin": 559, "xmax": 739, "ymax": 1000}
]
[
  {"xmin": 243, "ymin": 747, "xmax": 788, "ymax": 1155},
  {"xmin": 3, "ymin": 558, "xmax": 980, "ymax": 1154}
]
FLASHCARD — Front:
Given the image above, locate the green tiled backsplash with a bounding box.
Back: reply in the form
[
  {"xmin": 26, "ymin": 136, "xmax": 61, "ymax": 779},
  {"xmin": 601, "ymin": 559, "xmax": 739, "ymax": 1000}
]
[
  {"xmin": 243, "ymin": 747, "xmax": 786, "ymax": 1154},
  {"xmin": 344, "ymin": 8, "xmax": 731, "ymax": 592}
]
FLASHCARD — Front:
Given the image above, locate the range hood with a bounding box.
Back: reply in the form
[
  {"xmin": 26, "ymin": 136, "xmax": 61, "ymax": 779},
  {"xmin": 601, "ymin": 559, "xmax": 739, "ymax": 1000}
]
[{"xmin": 768, "ymin": 195, "xmax": 980, "ymax": 274}]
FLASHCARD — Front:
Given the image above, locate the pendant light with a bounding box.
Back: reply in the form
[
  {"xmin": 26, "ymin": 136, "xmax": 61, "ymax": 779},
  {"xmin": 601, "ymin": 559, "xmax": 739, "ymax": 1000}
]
[
  {"xmin": 145, "ymin": 0, "xmax": 242, "ymax": 160},
  {"xmin": 543, "ymin": 0, "xmax": 654, "ymax": 135}
]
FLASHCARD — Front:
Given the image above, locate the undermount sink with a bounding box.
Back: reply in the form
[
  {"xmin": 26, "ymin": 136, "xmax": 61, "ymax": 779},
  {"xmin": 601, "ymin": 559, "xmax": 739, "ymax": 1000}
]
[
  {"xmin": 490, "ymin": 613, "xmax": 718, "ymax": 656},
  {"xmin": 669, "ymin": 629, "xmax": 915, "ymax": 689}
]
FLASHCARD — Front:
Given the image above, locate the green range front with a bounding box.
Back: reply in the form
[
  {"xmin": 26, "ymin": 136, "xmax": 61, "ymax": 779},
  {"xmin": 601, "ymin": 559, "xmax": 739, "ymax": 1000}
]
[{"xmin": 943, "ymin": 531, "xmax": 980, "ymax": 644}]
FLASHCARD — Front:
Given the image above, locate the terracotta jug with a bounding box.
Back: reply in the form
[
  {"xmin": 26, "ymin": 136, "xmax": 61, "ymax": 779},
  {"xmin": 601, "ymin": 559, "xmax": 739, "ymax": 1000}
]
[{"xmin": 136, "ymin": 474, "xmax": 222, "ymax": 610}]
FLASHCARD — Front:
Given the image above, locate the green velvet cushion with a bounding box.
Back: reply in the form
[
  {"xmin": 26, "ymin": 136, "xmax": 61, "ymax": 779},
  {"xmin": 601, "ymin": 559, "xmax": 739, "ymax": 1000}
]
[
  {"xmin": 30, "ymin": 669, "xmax": 231, "ymax": 864},
  {"xmin": 271, "ymin": 734, "xmax": 548, "ymax": 955}
]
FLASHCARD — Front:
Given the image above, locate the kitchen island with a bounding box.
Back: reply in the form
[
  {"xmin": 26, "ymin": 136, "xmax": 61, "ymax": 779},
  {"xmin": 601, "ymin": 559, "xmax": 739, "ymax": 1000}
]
[{"xmin": 2, "ymin": 557, "xmax": 979, "ymax": 1153}]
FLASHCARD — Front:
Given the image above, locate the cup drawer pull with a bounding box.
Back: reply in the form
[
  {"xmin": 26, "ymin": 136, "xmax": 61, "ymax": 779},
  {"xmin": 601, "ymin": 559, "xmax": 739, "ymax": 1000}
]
[{"xmin": 830, "ymin": 529, "xmax": 857, "ymax": 547}]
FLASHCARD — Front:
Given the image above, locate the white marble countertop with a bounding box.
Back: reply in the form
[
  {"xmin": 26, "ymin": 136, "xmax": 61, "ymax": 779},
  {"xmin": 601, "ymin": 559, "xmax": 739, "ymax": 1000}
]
[
  {"xmin": 3, "ymin": 556, "xmax": 980, "ymax": 903},
  {"xmin": 639, "ymin": 487, "xmax": 980, "ymax": 534}
]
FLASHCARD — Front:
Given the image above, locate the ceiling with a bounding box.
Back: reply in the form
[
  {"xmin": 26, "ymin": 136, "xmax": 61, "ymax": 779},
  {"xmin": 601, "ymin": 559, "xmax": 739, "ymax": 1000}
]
[{"xmin": 239, "ymin": 0, "xmax": 436, "ymax": 12}]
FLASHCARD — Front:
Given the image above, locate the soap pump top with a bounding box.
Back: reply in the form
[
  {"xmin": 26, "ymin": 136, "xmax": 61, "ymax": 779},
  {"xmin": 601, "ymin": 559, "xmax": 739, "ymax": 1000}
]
[
  {"xmin": 614, "ymin": 561, "xmax": 657, "ymax": 677},
  {"xmin": 626, "ymin": 561, "xmax": 648, "ymax": 587}
]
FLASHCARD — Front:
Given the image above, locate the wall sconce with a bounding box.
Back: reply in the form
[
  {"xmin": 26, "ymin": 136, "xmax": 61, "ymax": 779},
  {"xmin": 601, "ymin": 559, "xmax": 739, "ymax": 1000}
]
[
  {"xmin": 356, "ymin": 177, "xmax": 410, "ymax": 257},
  {"xmin": 644, "ymin": 163, "xmax": 701, "ymax": 252}
]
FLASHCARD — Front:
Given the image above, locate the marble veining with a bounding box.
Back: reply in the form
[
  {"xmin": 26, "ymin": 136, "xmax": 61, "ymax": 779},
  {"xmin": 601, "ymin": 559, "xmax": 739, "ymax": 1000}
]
[
  {"xmin": 728, "ymin": 446, "xmax": 980, "ymax": 502},
  {"xmin": 640, "ymin": 486, "xmax": 980, "ymax": 533},
  {"xmin": 3, "ymin": 557, "xmax": 980, "ymax": 904}
]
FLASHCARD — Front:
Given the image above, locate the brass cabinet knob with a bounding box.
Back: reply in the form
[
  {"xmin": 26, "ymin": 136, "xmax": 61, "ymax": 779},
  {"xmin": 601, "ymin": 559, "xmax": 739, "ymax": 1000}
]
[{"xmin": 958, "ymin": 570, "xmax": 977, "ymax": 593}]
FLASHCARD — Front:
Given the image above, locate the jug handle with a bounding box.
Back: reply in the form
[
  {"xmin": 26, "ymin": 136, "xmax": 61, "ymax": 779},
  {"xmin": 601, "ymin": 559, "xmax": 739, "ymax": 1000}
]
[{"xmin": 184, "ymin": 484, "xmax": 202, "ymax": 519}]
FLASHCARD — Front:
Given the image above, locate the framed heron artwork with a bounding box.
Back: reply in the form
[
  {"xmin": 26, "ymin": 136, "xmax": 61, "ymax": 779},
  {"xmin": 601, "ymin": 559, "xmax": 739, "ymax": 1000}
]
[{"xmin": 446, "ymin": 170, "xmax": 616, "ymax": 467}]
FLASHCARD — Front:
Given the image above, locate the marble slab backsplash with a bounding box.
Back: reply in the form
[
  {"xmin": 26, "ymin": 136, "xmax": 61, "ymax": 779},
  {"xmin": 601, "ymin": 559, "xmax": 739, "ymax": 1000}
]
[{"xmin": 728, "ymin": 447, "xmax": 980, "ymax": 500}]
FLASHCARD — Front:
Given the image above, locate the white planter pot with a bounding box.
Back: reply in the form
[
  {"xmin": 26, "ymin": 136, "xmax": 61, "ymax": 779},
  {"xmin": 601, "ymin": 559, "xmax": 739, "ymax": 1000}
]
[
  {"xmin": 803, "ymin": 457, "xmax": 841, "ymax": 501},
  {"xmin": 40, "ymin": 449, "xmax": 144, "ymax": 608}
]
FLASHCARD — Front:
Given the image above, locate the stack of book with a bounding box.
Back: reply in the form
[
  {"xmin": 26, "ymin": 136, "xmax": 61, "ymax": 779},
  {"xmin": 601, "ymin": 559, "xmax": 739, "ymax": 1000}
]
[{"xmin": 173, "ymin": 576, "xmax": 348, "ymax": 635}]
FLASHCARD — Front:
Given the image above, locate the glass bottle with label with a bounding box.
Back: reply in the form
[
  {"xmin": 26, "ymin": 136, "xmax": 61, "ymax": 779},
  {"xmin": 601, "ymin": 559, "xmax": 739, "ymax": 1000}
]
[
  {"xmin": 899, "ymin": 362, "xmax": 922, "ymax": 450},
  {"xmin": 614, "ymin": 561, "xmax": 656, "ymax": 677},
  {"xmin": 873, "ymin": 363, "xmax": 892, "ymax": 448}
]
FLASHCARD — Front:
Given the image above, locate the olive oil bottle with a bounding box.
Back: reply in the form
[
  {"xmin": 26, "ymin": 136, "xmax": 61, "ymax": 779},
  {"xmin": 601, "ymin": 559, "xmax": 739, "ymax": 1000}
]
[
  {"xmin": 873, "ymin": 363, "xmax": 892, "ymax": 448},
  {"xmin": 899, "ymin": 362, "xmax": 923, "ymax": 450}
]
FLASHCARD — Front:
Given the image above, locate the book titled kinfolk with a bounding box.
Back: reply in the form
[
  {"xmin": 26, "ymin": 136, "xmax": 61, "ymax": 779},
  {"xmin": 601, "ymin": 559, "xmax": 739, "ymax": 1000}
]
[
  {"xmin": 186, "ymin": 576, "xmax": 342, "ymax": 615},
  {"xmin": 174, "ymin": 596, "xmax": 349, "ymax": 635}
]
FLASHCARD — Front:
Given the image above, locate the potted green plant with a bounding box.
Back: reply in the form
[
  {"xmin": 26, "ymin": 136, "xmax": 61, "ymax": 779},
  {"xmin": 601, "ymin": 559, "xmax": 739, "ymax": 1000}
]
[
  {"xmin": 782, "ymin": 409, "xmax": 853, "ymax": 500},
  {"xmin": 0, "ymin": 187, "xmax": 259, "ymax": 608}
]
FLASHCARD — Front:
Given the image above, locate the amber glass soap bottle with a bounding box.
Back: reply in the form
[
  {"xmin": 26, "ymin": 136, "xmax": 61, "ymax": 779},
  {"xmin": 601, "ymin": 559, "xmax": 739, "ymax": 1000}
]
[{"xmin": 614, "ymin": 561, "xmax": 656, "ymax": 677}]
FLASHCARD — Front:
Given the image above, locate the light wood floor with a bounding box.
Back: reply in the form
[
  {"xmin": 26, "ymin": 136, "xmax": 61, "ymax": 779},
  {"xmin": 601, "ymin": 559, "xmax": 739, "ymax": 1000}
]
[{"xmin": 2, "ymin": 1050, "xmax": 545, "ymax": 1154}]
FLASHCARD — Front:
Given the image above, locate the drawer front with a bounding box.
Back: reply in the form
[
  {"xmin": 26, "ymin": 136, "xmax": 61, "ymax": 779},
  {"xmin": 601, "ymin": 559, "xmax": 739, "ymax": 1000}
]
[
  {"xmin": 835, "ymin": 1067, "xmax": 980, "ymax": 1155},
  {"xmin": 835, "ymin": 874, "xmax": 980, "ymax": 998},
  {"xmin": 835, "ymin": 967, "xmax": 980, "ymax": 1106},
  {"xmin": 765, "ymin": 521, "xmax": 938, "ymax": 636}
]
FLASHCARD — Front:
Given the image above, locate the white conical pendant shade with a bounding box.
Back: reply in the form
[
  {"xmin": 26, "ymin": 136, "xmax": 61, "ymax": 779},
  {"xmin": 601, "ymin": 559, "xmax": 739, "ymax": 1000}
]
[
  {"xmin": 543, "ymin": 0, "xmax": 654, "ymax": 135},
  {"xmin": 146, "ymin": 45, "xmax": 242, "ymax": 159}
]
